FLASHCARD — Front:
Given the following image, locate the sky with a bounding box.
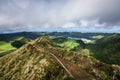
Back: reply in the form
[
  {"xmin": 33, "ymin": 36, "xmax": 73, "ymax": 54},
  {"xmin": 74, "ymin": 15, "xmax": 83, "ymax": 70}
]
[{"xmin": 0, "ymin": 0, "xmax": 120, "ymax": 33}]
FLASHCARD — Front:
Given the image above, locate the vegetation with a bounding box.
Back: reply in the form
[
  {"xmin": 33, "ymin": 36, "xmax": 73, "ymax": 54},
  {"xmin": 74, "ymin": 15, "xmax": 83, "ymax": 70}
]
[
  {"xmin": 0, "ymin": 36, "xmax": 30, "ymax": 56},
  {"xmin": 0, "ymin": 41, "xmax": 16, "ymax": 56},
  {"xmin": 0, "ymin": 41, "xmax": 15, "ymax": 51},
  {"xmin": 0, "ymin": 38, "xmax": 74, "ymax": 80},
  {"xmin": 58, "ymin": 39, "xmax": 80, "ymax": 51},
  {"xmin": 11, "ymin": 37, "xmax": 30, "ymax": 48},
  {"xmin": 89, "ymin": 34, "xmax": 120, "ymax": 65},
  {"xmin": 11, "ymin": 40, "xmax": 26, "ymax": 48},
  {"xmin": 0, "ymin": 32, "xmax": 112, "ymax": 41},
  {"xmin": 92, "ymin": 35, "xmax": 104, "ymax": 39},
  {"xmin": 0, "ymin": 33, "xmax": 120, "ymax": 80},
  {"xmin": 54, "ymin": 38, "xmax": 86, "ymax": 51},
  {"xmin": 0, "ymin": 50, "xmax": 15, "ymax": 57}
]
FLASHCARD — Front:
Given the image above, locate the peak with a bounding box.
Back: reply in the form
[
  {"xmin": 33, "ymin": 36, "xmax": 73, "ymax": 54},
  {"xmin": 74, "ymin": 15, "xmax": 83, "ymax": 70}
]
[
  {"xmin": 35, "ymin": 36, "xmax": 52, "ymax": 42},
  {"xmin": 31, "ymin": 36, "xmax": 57, "ymax": 48}
]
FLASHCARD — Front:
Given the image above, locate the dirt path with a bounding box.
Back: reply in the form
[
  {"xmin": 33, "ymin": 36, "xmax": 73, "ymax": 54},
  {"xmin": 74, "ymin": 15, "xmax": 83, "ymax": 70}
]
[
  {"xmin": 59, "ymin": 58, "xmax": 94, "ymax": 80},
  {"xmin": 33, "ymin": 46, "xmax": 74, "ymax": 77},
  {"xmin": 48, "ymin": 51, "xmax": 74, "ymax": 77},
  {"xmin": 32, "ymin": 43, "xmax": 94, "ymax": 79}
]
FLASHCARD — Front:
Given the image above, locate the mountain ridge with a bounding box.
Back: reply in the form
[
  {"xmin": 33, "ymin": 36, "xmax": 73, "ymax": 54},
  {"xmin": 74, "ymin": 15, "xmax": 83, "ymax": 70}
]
[{"xmin": 0, "ymin": 36, "xmax": 120, "ymax": 80}]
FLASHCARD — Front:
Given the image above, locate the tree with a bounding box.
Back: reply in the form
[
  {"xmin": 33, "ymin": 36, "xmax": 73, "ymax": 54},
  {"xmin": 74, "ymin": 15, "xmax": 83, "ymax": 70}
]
[{"xmin": 11, "ymin": 40, "xmax": 26, "ymax": 48}]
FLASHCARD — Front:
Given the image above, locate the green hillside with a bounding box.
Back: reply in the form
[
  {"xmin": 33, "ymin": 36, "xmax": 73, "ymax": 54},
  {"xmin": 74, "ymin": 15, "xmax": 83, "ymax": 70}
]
[
  {"xmin": 0, "ymin": 41, "xmax": 15, "ymax": 51},
  {"xmin": 89, "ymin": 34, "xmax": 120, "ymax": 65},
  {"xmin": 54, "ymin": 38, "xmax": 85, "ymax": 51},
  {"xmin": 58, "ymin": 39, "xmax": 79, "ymax": 51},
  {"xmin": 0, "ymin": 36, "xmax": 120, "ymax": 80},
  {"xmin": 0, "ymin": 36, "xmax": 30, "ymax": 57},
  {"xmin": 11, "ymin": 37, "xmax": 30, "ymax": 49},
  {"xmin": 91, "ymin": 35, "xmax": 104, "ymax": 39},
  {"xmin": 0, "ymin": 41, "xmax": 16, "ymax": 56},
  {"xmin": 54, "ymin": 38, "xmax": 78, "ymax": 51}
]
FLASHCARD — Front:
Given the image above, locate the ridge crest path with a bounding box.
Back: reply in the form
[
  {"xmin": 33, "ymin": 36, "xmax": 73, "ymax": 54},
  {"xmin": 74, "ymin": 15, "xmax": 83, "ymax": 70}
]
[{"xmin": 32, "ymin": 45, "xmax": 94, "ymax": 80}]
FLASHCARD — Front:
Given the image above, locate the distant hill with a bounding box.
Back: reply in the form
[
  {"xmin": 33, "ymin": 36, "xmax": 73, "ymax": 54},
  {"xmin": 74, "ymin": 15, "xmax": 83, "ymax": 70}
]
[
  {"xmin": 0, "ymin": 32, "xmax": 113, "ymax": 41},
  {"xmin": 0, "ymin": 36, "xmax": 120, "ymax": 80},
  {"xmin": 0, "ymin": 32, "xmax": 114, "ymax": 57},
  {"xmin": 0, "ymin": 32, "xmax": 40, "ymax": 41},
  {"xmin": 89, "ymin": 34, "xmax": 120, "ymax": 65},
  {"xmin": 53, "ymin": 38, "xmax": 79, "ymax": 51},
  {"xmin": 53, "ymin": 37, "xmax": 85, "ymax": 51}
]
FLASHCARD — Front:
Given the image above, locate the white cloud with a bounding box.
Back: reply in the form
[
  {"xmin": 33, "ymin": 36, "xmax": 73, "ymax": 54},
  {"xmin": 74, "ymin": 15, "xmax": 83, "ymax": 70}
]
[
  {"xmin": 0, "ymin": 0, "xmax": 120, "ymax": 32},
  {"xmin": 62, "ymin": 22, "xmax": 78, "ymax": 28},
  {"xmin": 80, "ymin": 19, "xmax": 106, "ymax": 28}
]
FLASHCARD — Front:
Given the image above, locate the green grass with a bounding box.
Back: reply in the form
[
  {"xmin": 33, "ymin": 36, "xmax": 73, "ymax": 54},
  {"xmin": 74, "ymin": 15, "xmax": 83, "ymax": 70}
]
[
  {"xmin": 14, "ymin": 36, "xmax": 30, "ymax": 42},
  {"xmin": 0, "ymin": 41, "xmax": 16, "ymax": 51},
  {"xmin": 14, "ymin": 37, "xmax": 24, "ymax": 41},
  {"xmin": 0, "ymin": 49, "xmax": 16, "ymax": 57},
  {"xmin": 58, "ymin": 39, "xmax": 79, "ymax": 51},
  {"xmin": 0, "ymin": 41, "xmax": 16, "ymax": 56},
  {"xmin": 92, "ymin": 35, "xmax": 104, "ymax": 39}
]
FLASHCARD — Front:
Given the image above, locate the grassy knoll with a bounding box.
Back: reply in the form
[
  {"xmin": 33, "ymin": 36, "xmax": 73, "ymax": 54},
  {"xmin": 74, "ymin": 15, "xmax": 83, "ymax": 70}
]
[
  {"xmin": 0, "ymin": 41, "xmax": 16, "ymax": 56},
  {"xmin": 58, "ymin": 39, "xmax": 79, "ymax": 51}
]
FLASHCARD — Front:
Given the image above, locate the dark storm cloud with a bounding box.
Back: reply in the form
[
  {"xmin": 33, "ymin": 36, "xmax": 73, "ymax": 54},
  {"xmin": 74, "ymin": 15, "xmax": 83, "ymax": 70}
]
[{"xmin": 0, "ymin": 0, "xmax": 120, "ymax": 32}]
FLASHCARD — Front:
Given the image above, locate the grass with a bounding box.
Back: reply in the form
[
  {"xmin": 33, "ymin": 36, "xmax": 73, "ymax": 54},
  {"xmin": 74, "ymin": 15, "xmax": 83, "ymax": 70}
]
[
  {"xmin": 0, "ymin": 49, "xmax": 16, "ymax": 57},
  {"xmin": 14, "ymin": 37, "xmax": 24, "ymax": 41},
  {"xmin": 0, "ymin": 41, "xmax": 16, "ymax": 56},
  {"xmin": 58, "ymin": 39, "xmax": 79, "ymax": 51},
  {"xmin": 0, "ymin": 41, "xmax": 16, "ymax": 51},
  {"xmin": 92, "ymin": 35, "xmax": 104, "ymax": 39}
]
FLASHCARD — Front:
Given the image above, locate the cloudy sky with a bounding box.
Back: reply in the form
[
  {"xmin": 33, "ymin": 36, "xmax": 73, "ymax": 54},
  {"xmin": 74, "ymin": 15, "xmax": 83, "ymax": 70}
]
[{"xmin": 0, "ymin": 0, "xmax": 120, "ymax": 33}]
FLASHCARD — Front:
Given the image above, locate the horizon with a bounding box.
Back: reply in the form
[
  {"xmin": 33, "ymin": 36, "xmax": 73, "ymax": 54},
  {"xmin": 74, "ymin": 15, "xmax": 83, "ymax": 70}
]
[
  {"xmin": 0, "ymin": 31, "xmax": 119, "ymax": 34},
  {"xmin": 0, "ymin": 0, "xmax": 120, "ymax": 33}
]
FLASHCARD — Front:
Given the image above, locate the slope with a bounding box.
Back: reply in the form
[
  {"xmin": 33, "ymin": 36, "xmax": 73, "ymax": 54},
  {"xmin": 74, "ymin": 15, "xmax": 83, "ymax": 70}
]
[
  {"xmin": 0, "ymin": 36, "xmax": 120, "ymax": 80},
  {"xmin": 90, "ymin": 34, "xmax": 120, "ymax": 65}
]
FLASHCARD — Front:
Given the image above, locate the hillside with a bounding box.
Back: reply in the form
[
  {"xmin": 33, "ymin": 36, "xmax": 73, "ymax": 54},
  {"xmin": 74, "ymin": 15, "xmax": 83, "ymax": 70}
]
[
  {"xmin": 0, "ymin": 41, "xmax": 16, "ymax": 57},
  {"xmin": 54, "ymin": 38, "xmax": 79, "ymax": 51},
  {"xmin": 0, "ymin": 32, "xmax": 40, "ymax": 41},
  {"xmin": 0, "ymin": 32, "xmax": 112, "ymax": 41},
  {"xmin": 0, "ymin": 36, "xmax": 30, "ymax": 57},
  {"xmin": 89, "ymin": 34, "xmax": 120, "ymax": 65},
  {"xmin": 0, "ymin": 32, "xmax": 112, "ymax": 57},
  {"xmin": 0, "ymin": 36, "xmax": 120, "ymax": 80},
  {"xmin": 0, "ymin": 37, "xmax": 72, "ymax": 80}
]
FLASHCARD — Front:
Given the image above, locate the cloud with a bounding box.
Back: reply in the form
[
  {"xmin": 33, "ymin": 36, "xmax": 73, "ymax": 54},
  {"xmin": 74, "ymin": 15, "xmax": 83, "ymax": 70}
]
[
  {"xmin": 0, "ymin": 0, "xmax": 120, "ymax": 32},
  {"xmin": 80, "ymin": 19, "xmax": 107, "ymax": 28}
]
